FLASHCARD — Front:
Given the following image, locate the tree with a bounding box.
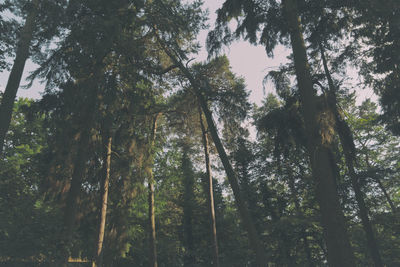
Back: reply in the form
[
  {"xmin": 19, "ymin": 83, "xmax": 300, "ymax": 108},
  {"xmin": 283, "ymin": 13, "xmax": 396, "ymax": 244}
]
[
  {"xmin": 0, "ymin": 98, "xmax": 61, "ymax": 263},
  {"xmin": 93, "ymin": 131, "xmax": 112, "ymax": 267},
  {"xmin": 198, "ymin": 108, "xmax": 220, "ymax": 267},
  {"xmin": 158, "ymin": 44, "xmax": 268, "ymax": 265},
  {"xmin": 318, "ymin": 44, "xmax": 383, "ymax": 266},
  {"xmin": 0, "ymin": 0, "xmax": 67, "ymax": 155},
  {"xmin": 208, "ymin": 1, "xmax": 356, "ymax": 265}
]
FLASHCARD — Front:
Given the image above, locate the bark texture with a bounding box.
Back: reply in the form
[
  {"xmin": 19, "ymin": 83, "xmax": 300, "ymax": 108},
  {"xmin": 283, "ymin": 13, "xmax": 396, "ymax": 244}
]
[{"xmin": 282, "ymin": 0, "xmax": 355, "ymax": 266}]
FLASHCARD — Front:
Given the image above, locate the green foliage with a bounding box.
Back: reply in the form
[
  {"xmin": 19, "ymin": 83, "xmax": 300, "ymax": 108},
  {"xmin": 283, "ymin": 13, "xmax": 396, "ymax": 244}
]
[
  {"xmin": 0, "ymin": 98, "xmax": 61, "ymax": 260},
  {"xmin": 1, "ymin": 0, "xmax": 399, "ymax": 266}
]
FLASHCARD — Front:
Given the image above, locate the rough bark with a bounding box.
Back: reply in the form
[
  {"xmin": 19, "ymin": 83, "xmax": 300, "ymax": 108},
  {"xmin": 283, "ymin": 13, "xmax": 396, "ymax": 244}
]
[
  {"xmin": 0, "ymin": 0, "xmax": 39, "ymax": 156},
  {"xmin": 92, "ymin": 135, "xmax": 112, "ymax": 267},
  {"xmin": 281, "ymin": 0, "xmax": 355, "ymax": 266},
  {"xmin": 148, "ymin": 114, "xmax": 160, "ymax": 267},
  {"xmin": 320, "ymin": 44, "xmax": 383, "ymax": 267},
  {"xmin": 198, "ymin": 108, "xmax": 220, "ymax": 267}
]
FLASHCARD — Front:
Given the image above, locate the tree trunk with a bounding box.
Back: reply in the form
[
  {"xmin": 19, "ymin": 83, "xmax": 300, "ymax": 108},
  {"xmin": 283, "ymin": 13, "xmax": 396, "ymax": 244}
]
[
  {"xmin": 198, "ymin": 108, "xmax": 220, "ymax": 267},
  {"xmin": 148, "ymin": 178, "xmax": 157, "ymax": 267},
  {"xmin": 281, "ymin": 1, "xmax": 355, "ymax": 266},
  {"xmin": 159, "ymin": 42, "xmax": 267, "ymax": 266},
  {"xmin": 58, "ymin": 121, "xmax": 93, "ymax": 267},
  {"xmin": 320, "ymin": 44, "xmax": 383, "ymax": 267},
  {"xmin": 56, "ymin": 83, "xmax": 99, "ymax": 267},
  {"xmin": 0, "ymin": 0, "xmax": 38, "ymax": 156},
  {"xmin": 148, "ymin": 114, "xmax": 160, "ymax": 267},
  {"xmin": 93, "ymin": 135, "xmax": 112, "ymax": 267}
]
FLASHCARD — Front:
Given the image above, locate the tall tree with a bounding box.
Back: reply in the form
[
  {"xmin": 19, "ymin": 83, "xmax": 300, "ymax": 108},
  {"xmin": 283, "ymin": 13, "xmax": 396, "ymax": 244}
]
[
  {"xmin": 208, "ymin": 1, "xmax": 356, "ymax": 265},
  {"xmin": 0, "ymin": 0, "xmax": 39, "ymax": 155},
  {"xmin": 93, "ymin": 133, "xmax": 112, "ymax": 267},
  {"xmin": 180, "ymin": 138, "xmax": 196, "ymax": 266},
  {"xmin": 158, "ymin": 42, "xmax": 267, "ymax": 265},
  {"xmin": 279, "ymin": 2, "xmax": 355, "ymax": 263},
  {"xmin": 319, "ymin": 44, "xmax": 383, "ymax": 267},
  {"xmin": 147, "ymin": 113, "xmax": 161, "ymax": 267},
  {"xmin": 198, "ymin": 107, "xmax": 220, "ymax": 267},
  {"xmin": 0, "ymin": 0, "xmax": 67, "ymax": 155}
]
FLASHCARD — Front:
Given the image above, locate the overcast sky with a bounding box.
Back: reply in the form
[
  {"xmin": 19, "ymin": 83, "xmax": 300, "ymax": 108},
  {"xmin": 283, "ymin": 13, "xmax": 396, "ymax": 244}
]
[{"xmin": 0, "ymin": 0, "xmax": 375, "ymax": 106}]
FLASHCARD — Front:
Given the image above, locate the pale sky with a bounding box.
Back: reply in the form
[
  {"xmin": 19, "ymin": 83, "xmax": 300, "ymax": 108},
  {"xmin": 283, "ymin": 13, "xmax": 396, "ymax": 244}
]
[{"xmin": 0, "ymin": 0, "xmax": 375, "ymax": 106}]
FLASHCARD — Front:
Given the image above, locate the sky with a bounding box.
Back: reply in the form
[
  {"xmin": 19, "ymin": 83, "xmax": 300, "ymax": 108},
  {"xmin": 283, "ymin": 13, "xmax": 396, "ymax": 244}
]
[
  {"xmin": 0, "ymin": 0, "xmax": 376, "ymax": 107},
  {"xmin": 0, "ymin": 0, "xmax": 289, "ymax": 106}
]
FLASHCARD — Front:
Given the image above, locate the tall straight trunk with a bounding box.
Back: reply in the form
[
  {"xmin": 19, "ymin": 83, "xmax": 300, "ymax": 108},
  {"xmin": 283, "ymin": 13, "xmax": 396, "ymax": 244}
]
[
  {"xmin": 181, "ymin": 143, "xmax": 195, "ymax": 266},
  {"xmin": 148, "ymin": 178, "xmax": 157, "ymax": 267},
  {"xmin": 148, "ymin": 114, "xmax": 160, "ymax": 267},
  {"xmin": 0, "ymin": 0, "xmax": 39, "ymax": 156},
  {"xmin": 195, "ymin": 93, "xmax": 268, "ymax": 266},
  {"xmin": 320, "ymin": 44, "xmax": 383, "ymax": 267},
  {"xmin": 159, "ymin": 42, "xmax": 267, "ymax": 266},
  {"xmin": 92, "ymin": 135, "xmax": 112, "ymax": 267},
  {"xmin": 281, "ymin": 1, "xmax": 355, "ymax": 266},
  {"xmin": 198, "ymin": 108, "xmax": 220, "ymax": 267}
]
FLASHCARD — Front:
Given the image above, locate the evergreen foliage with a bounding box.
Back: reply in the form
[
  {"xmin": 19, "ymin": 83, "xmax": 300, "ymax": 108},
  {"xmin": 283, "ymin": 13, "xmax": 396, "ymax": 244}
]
[{"xmin": 0, "ymin": 0, "xmax": 399, "ymax": 266}]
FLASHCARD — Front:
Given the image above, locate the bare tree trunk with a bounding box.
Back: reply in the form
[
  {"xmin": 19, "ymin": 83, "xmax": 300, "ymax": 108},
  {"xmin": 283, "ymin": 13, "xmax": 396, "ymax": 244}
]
[
  {"xmin": 194, "ymin": 90, "xmax": 266, "ymax": 266},
  {"xmin": 0, "ymin": 0, "xmax": 38, "ymax": 156},
  {"xmin": 148, "ymin": 178, "xmax": 157, "ymax": 267},
  {"xmin": 92, "ymin": 135, "xmax": 112, "ymax": 267},
  {"xmin": 198, "ymin": 108, "xmax": 220, "ymax": 267},
  {"xmin": 148, "ymin": 114, "xmax": 160, "ymax": 267},
  {"xmin": 320, "ymin": 44, "xmax": 383, "ymax": 267},
  {"xmin": 281, "ymin": 1, "xmax": 355, "ymax": 266},
  {"xmin": 159, "ymin": 42, "xmax": 267, "ymax": 266}
]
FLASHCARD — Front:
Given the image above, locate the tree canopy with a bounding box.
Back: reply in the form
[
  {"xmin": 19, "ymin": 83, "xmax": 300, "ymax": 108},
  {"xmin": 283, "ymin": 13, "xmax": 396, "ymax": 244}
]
[{"xmin": 0, "ymin": 0, "xmax": 399, "ymax": 266}]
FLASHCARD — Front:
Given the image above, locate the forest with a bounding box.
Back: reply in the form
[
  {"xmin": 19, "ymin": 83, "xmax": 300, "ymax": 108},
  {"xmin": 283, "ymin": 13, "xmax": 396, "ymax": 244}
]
[{"xmin": 0, "ymin": 0, "xmax": 399, "ymax": 266}]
